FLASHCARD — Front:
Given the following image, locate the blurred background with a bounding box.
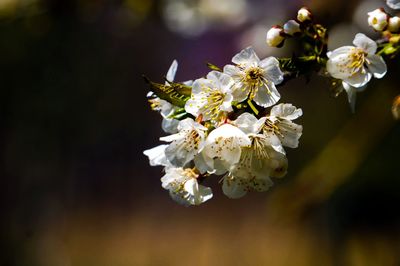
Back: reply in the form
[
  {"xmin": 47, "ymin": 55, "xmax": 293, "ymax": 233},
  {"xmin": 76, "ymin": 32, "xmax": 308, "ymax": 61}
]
[{"xmin": 1, "ymin": 0, "xmax": 400, "ymax": 265}]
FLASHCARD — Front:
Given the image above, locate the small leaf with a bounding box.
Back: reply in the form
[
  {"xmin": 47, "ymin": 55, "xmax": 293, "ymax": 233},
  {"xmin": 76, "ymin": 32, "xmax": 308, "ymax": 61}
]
[
  {"xmin": 143, "ymin": 75, "xmax": 191, "ymax": 108},
  {"xmin": 206, "ymin": 62, "xmax": 222, "ymax": 72}
]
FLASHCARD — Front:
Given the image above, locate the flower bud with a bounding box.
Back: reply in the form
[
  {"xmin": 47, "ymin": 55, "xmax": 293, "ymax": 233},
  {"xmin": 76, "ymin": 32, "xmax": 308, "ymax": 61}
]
[
  {"xmin": 266, "ymin": 26, "xmax": 285, "ymax": 47},
  {"xmin": 297, "ymin": 7, "xmax": 312, "ymax": 22},
  {"xmin": 284, "ymin": 20, "xmax": 301, "ymax": 36},
  {"xmin": 388, "ymin": 16, "xmax": 400, "ymax": 32},
  {"xmin": 367, "ymin": 8, "xmax": 389, "ymax": 32}
]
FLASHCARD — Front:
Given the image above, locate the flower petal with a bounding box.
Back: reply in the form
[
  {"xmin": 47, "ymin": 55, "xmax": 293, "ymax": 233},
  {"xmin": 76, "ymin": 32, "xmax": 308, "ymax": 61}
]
[
  {"xmin": 207, "ymin": 71, "xmax": 234, "ymax": 92},
  {"xmin": 259, "ymin": 57, "xmax": 284, "ymax": 85},
  {"xmin": 270, "ymin": 103, "xmax": 303, "ymax": 121},
  {"xmin": 353, "ymin": 33, "xmax": 377, "ymax": 54},
  {"xmin": 233, "ymin": 112, "xmax": 266, "ymax": 134},
  {"xmin": 232, "ymin": 47, "xmax": 260, "ymax": 66},
  {"xmin": 143, "ymin": 145, "xmax": 170, "ymax": 166},
  {"xmin": 367, "ymin": 54, "xmax": 387, "ymax": 79},
  {"xmin": 162, "ymin": 118, "xmax": 179, "ymax": 134},
  {"xmin": 342, "ymin": 82, "xmax": 357, "ymax": 113},
  {"xmin": 253, "ymin": 83, "xmax": 280, "ymax": 107},
  {"xmin": 344, "ymin": 71, "xmax": 372, "ymax": 88},
  {"xmin": 166, "ymin": 60, "xmax": 178, "ymax": 83},
  {"xmin": 222, "ymin": 175, "xmax": 247, "ymax": 199},
  {"xmin": 387, "ymin": 0, "xmax": 400, "ymax": 10}
]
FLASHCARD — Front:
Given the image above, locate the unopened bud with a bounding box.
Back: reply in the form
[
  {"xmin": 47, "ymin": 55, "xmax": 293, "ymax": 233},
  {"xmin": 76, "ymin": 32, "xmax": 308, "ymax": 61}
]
[
  {"xmin": 367, "ymin": 8, "xmax": 389, "ymax": 32},
  {"xmin": 388, "ymin": 16, "xmax": 400, "ymax": 32},
  {"xmin": 266, "ymin": 26, "xmax": 285, "ymax": 47},
  {"xmin": 284, "ymin": 20, "xmax": 301, "ymax": 36},
  {"xmin": 297, "ymin": 7, "xmax": 312, "ymax": 23}
]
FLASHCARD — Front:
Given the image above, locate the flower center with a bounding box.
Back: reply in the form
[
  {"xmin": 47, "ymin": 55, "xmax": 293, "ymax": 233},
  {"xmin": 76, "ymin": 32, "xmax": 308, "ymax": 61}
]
[
  {"xmin": 184, "ymin": 129, "xmax": 201, "ymax": 150},
  {"xmin": 241, "ymin": 67, "xmax": 268, "ymax": 100},
  {"xmin": 251, "ymin": 136, "xmax": 270, "ymax": 160},
  {"xmin": 347, "ymin": 48, "xmax": 367, "ymax": 75},
  {"xmin": 204, "ymin": 90, "xmax": 225, "ymax": 119},
  {"xmin": 183, "ymin": 168, "xmax": 199, "ymax": 179},
  {"xmin": 264, "ymin": 119, "xmax": 284, "ymax": 138}
]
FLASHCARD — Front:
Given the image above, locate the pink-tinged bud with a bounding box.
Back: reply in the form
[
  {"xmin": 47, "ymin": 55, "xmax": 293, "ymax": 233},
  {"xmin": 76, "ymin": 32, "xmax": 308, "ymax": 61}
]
[
  {"xmin": 284, "ymin": 20, "xmax": 301, "ymax": 36},
  {"xmin": 388, "ymin": 16, "xmax": 400, "ymax": 32},
  {"xmin": 266, "ymin": 26, "xmax": 285, "ymax": 47},
  {"xmin": 367, "ymin": 8, "xmax": 389, "ymax": 32},
  {"xmin": 297, "ymin": 7, "xmax": 312, "ymax": 23}
]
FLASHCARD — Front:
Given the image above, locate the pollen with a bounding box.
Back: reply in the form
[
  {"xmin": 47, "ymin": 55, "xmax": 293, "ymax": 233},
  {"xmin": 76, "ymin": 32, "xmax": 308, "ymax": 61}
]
[
  {"xmin": 202, "ymin": 89, "xmax": 226, "ymax": 119},
  {"xmin": 347, "ymin": 48, "xmax": 367, "ymax": 75},
  {"xmin": 240, "ymin": 66, "xmax": 272, "ymax": 100}
]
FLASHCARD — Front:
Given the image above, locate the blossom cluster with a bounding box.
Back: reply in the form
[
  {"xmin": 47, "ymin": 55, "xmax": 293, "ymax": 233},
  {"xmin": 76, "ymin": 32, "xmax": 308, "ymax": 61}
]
[
  {"xmin": 144, "ymin": 48, "xmax": 303, "ymax": 206},
  {"xmin": 144, "ymin": 3, "xmax": 399, "ymax": 206}
]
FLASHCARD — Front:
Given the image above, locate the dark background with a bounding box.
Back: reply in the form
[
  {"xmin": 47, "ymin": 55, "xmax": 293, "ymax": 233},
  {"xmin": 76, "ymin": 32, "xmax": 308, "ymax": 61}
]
[{"xmin": 1, "ymin": 0, "xmax": 400, "ymax": 265}]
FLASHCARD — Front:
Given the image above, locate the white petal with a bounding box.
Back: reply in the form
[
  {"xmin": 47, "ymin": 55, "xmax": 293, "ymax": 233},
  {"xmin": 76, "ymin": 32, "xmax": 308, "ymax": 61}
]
[
  {"xmin": 387, "ymin": 0, "xmax": 400, "ymax": 10},
  {"xmin": 253, "ymin": 83, "xmax": 280, "ymax": 107},
  {"xmin": 160, "ymin": 133, "xmax": 181, "ymax": 142},
  {"xmin": 178, "ymin": 118, "xmax": 207, "ymax": 131},
  {"xmin": 196, "ymin": 185, "xmax": 213, "ymax": 204},
  {"xmin": 165, "ymin": 140, "xmax": 197, "ymax": 166},
  {"xmin": 327, "ymin": 46, "xmax": 354, "ymax": 59},
  {"xmin": 276, "ymin": 121, "xmax": 303, "ymax": 148},
  {"xmin": 143, "ymin": 145, "xmax": 170, "ymax": 166},
  {"xmin": 265, "ymin": 133, "xmax": 285, "ymax": 154},
  {"xmin": 267, "ymin": 153, "xmax": 288, "ymax": 178},
  {"xmin": 326, "ymin": 50, "xmax": 354, "ymax": 80},
  {"xmin": 166, "ymin": 60, "xmax": 178, "ymax": 83},
  {"xmin": 233, "ymin": 112, "xmax": 266, "ymax": 134},
  {"xmin": 207, "ymin": 71, "xmax": 234, "ymax": 92},
  {"xmin": 222, "ymin": 175, "xmax": 247, "ymax": 199},
  {"xmin": 353, "ymin": 33, "xmax": 377, "ymax": 54},
  {"xmin": 162, "ymin": 118, "xmax": 179, "ymax": 134},
  {"xmin": 344, "ymin": 71, "xmax": 372, "ymax": 88},
  {"xmin": 220, "ymin": 94, "xmax": 234, "ymax": 112},
  {"xmin": 204, "ymin": 124, "xmax": 251, "ymax": 165},
  {"xmin": 342, "ymin": 82, "xmax": 357, "ymax": 113},
  {"xmin": 223, "ymin": 64, "xmax": 242, "ymax": 78},
  {"xmin": 259, "ymin": 57, "xmax": 284, "ymax": 85},
  {"xmin": 185, "ymin": 98, "xmax": 202, "ymax": 117},
  {"xmin": 270, "ymin": 103, "xmax": 303, "ymax": 121},
  {"xmin": 232, "ymin": 47, "xmax": 260, "ymax": 66},
  {"xmin": 367, "ymin": 54, "xmax": 387, "ymax": 79}
]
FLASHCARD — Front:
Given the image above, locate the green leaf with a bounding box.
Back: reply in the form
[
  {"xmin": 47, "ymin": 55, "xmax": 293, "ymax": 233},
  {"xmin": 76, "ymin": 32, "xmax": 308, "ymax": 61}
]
[
  {"xmin": 206, "ymin": 62, "xmax": 222, "ymax": 72},
  {"xmin": 143, "ymin": 75, "xmax": 191, "ymax": 108}
]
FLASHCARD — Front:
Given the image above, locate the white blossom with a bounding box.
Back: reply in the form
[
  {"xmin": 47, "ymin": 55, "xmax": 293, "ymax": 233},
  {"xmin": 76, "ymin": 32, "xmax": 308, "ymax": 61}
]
[
  {"xmin": 185, "ymin": 71, "xmax": 234, "ymax": 121},
  {"xmin": 161, "ymin": 167, "xmax": 213, "ymax": 206},
  {"xmin": 297, "ymin": 7, "xmax": 312, "ymax": 22},
  {"xmin": 160, "ymin": 118, "xmax": 208, "ymax": 167},
  {"xmin": 223, "ymin": 47, "xmax": 284, "ymax": 107},
  {"xmin": 202, "ymin": 123, "xmax": 251, "ymax": 173},
  {"xmin": 222, "ymin": 113, "xmax": 288, "ymax": 199},
  {"xmin": 266, "ymin": 26, "xmax": 285, "ymax": 47},
  {"xmin": 148, "ymin": 60, "xmax": 192, "ymax": 134},
  {"xmin": 143, "ymin": 144, "xmax": 170, "ymax": 167},
  {"xmin": 326, "ymin": 33, "xmax": 387, "ymax": 88},
  {"xmin": 265, "ymin": 103, "xmax": 303, "ymax": 154},
  {"xmin": 284, "ymin": 20, "xmax": 301, "ymax": 36},
  {"xmin": 367, "ymin": 9, "xmax": 389, "ymax": 32},
  {"xmin": 387, "ymin": 0, "xmax": 400, "ymax": 10},
  {"xmin": 388, "ymin": 16, "xmax": 400, "ymax": 32}
]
